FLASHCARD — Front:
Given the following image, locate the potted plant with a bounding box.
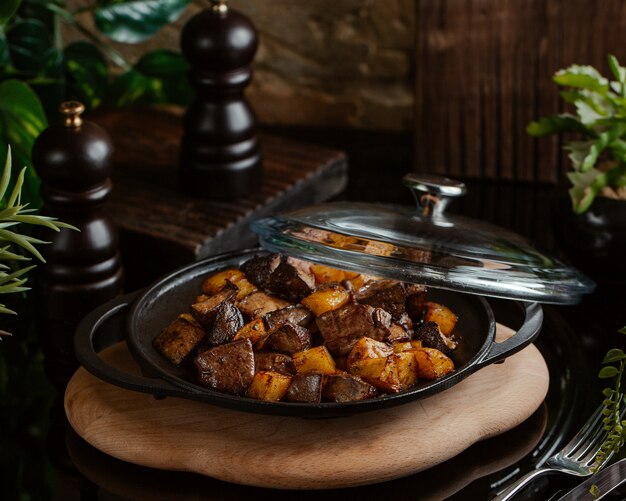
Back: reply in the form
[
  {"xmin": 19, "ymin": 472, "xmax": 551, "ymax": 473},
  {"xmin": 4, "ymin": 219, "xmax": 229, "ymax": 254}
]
[{"xmin": 527, "ymin": 54, "xmax": 626, "ymax": 285}]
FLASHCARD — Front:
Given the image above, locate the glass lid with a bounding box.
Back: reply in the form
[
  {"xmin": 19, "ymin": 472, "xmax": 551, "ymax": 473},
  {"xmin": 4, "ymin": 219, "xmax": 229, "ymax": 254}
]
[{"xmin": 252, "ymin": 173, "xmax": 596, "ymax": 304}]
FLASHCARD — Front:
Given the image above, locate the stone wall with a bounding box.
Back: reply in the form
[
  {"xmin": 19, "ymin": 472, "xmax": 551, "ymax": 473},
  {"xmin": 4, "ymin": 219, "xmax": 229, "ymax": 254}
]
[{"xmin": 63, "ymin": 0, "xmax": 416, "ymax": 131}]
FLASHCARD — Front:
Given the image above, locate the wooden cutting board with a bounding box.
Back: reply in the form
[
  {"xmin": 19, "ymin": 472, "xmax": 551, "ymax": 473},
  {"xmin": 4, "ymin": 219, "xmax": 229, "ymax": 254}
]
[{"xmin": 65, "ymin": 324, "xmax": 549, "ymax": 490}]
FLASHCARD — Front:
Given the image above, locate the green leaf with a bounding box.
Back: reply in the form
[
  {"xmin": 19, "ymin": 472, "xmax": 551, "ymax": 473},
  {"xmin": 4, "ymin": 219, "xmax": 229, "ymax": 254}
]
[
  {"xmin": 64, "ymin": 42, "xmax": 108, "ymax": 110},
  {"xmin": 526, "ymin": 114, "xmax": 592, "ymax": 137},
  {"xmin": 94, "ymin": 0, "xmax": 191, "ymax": 44},
  {"xmin": 135, "ymin": 49, "xmax": 188, "ymax": 76},
  {"xmin": 580, "ymin": 124, "xmax": 626, "ymax": 172},
  {"xmin": 0, "ymin": 80, "xmax": 47, "ymax": 208},
  {"xmin": 608, "ymin": 54, "xmax": 626, "ymax": 94},
  {"xmin": 0, "ymin": 146, "xmax": 12, "ymax": 201},
  {"xmin": 108, "ymin": 69, "xmax": 161, "ymax": 107},
  {"xmin": 620, "ymin": 326, "xmax": 626, "ymax": 335},
  {"xmin": 0, "ymin": 228, "xmax": 46, "ymax": 262},
  {"xmin": 568, "ymin": 162, "xmax": 626, "ymax": 213},
  {"xmin": 134, "ymin": 49, "xmax": 193, "ymax": 106},
  {"xmin": 599, "ymin": 366, "xmax": 620, "ymax": 379},
  {"xmin": 6, "ymin": 18, "xmax": 52, "ymax": 75},
  {"xmin": 603, "ymin": 349, "xmax": 626, "ymax": 363},
  {"xmin": 553, "ymin": 65, "xmax": 609, "ymax": 92},
  {"xmin": 0, "ymin": 0, "xmax": 22, "ymax": 26}
]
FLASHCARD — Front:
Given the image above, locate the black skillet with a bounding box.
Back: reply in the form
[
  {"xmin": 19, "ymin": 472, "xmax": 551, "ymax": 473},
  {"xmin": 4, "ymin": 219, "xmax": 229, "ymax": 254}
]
[{"xmin": 75, "ymin": 248, "xmax": 543, "ymax": 418}]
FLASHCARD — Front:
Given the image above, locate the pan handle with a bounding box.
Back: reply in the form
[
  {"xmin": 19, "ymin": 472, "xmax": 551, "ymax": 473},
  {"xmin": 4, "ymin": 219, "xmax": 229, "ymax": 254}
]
[
  {"xmin": 74, "ymin": 292, "xmax": 194, "ymax": 398},
  {"xmin": 474, "ymin": 301, "xmax": 544, "ymax": 369}
]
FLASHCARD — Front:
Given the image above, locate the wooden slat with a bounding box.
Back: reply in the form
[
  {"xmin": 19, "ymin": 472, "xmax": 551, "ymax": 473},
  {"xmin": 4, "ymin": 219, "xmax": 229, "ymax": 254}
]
[{"xmin": 415, "ymin": 0, "xmax": 626, "ymax": 183}]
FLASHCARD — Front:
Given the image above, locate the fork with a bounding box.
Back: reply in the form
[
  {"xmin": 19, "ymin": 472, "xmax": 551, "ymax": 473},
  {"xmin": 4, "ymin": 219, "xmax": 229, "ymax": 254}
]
[{"xmin": 492, "ymin": 404, "xmax": 626, "ymax": 500}]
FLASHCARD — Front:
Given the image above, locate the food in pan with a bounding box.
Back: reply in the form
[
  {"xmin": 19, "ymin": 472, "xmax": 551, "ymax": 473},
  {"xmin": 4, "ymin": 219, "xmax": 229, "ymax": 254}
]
[{"xmin": 153, "ymin": 254, "xmax": 459, "ymax": 403}]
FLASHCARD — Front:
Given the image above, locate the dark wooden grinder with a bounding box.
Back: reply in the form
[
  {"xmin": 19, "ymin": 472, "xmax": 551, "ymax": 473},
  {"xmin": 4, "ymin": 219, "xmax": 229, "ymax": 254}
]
[
  {"xmin": 179, "ymin": 0, "xmax": 262, "ymax": 200},
  {"xmin": 33, "ymin": 101, "xmax": 123, "ymax": 388}
]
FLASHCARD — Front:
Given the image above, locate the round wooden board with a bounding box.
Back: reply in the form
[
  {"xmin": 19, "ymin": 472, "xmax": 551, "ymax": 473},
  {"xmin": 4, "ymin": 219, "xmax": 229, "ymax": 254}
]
[{"xmin": 65, "ymin": 324, "xmax": 549, "ymax": 490}]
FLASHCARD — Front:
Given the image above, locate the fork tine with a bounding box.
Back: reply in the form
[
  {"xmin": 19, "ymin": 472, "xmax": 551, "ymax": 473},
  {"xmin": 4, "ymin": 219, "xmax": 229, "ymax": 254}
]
[
  {"xmin": 572, "ymin": 404, "xmax": 626, "ymax": 466},
  {"xmin": 561, "ymin": 405, "xmax": 605, "ymax": 457}
]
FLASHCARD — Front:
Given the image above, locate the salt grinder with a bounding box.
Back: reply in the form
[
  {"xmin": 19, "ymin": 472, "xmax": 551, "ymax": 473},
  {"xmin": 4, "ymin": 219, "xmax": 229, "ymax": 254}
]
[
  {"xmin": 32, "ymin": 101, "xmax": 124, "ymax": 388},
  {"xmin": 179, "ymin": 0, "xmax": 262, "ymax": 200}
]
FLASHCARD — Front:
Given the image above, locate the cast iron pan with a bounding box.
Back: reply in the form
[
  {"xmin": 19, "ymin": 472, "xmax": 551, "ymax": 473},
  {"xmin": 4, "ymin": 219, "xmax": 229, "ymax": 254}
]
[{"xmin": 75, "ymin": 248, "xmax": 543, "ymax": 417}]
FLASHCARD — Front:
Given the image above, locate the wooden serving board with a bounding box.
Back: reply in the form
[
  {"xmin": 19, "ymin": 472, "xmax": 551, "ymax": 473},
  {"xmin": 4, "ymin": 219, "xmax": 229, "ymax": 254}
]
[{"xmin": 65, "ymin": 324, "xmax": 549, "ymax": 490}]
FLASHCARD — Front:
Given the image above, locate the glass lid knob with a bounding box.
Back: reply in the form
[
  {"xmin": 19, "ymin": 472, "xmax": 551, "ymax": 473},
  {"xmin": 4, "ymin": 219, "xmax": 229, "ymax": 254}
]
[{"xmin": 402, "ymin": 173, "xmax": 467, "ymax": 217}]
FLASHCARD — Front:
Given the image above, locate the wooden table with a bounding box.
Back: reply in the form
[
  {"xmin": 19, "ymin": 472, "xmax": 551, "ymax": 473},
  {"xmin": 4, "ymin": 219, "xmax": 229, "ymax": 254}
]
[{"xmin": 93, "ymin": 108, "xmax": 348, "ymax": 289}]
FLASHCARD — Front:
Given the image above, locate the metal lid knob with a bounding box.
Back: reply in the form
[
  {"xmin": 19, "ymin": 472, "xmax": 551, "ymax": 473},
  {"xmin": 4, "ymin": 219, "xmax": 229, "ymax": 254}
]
[{"xmin": 402, "ymin": 173, "xmax": 466, "ymax": 217}]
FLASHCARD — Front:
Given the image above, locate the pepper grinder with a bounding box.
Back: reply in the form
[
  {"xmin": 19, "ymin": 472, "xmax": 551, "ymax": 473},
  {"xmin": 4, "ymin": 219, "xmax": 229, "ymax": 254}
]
[
  {"xmin": 32, "ymin": 101, "xmax": 124, "ymax": 389},
  {"xmin": 179, "ymin": 0, "xmax": 262, "ymax": 200}
]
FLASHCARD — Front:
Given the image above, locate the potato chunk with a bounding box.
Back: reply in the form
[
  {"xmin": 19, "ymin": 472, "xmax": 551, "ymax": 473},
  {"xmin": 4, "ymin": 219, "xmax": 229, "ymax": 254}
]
[
  {"xmin": 292, "ymin": 346, "xmax": 336, "ymax": 375},
  {"xmin": 348, "ymin": 352, "xmax": 418, "ymax": 393},
  {"xmin": 424, "ymin": 302, "xmax": 458, "ymax": 336},
  {"xmin": 247, "ymin": 371, "xmax": 292, "ymax": 401},
  {"xmin": 232, "ymin": 318, "xmax": 267, "ymax": 345},
  {"xmin": 235, "ymin": 279, "xmax": 258, "ymax": 300},
  {"xmin": 202, "ymin": 268, "xmax": 245, "ymax": 295},
  {"xmin": 392, "ymin": 340, "xmax": 423, "ymax": 353},
  {"xmin": 310, "ymin": 264, "xmax": 346, "ymax": 284},
  {"xmin": 301, "ymin": 285, "xmax": 350, "ymax": 316},
  {"xmin": 413, "ymin": 347, "xmax": 455, "ymax": 379},
  {"xmin": 346, "ymin": 337, "xmax": 393, "ymax": 371}
]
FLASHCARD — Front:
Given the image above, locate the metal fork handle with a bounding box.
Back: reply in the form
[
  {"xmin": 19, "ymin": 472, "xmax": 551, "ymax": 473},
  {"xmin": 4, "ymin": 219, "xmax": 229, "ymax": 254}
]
[{"xmin": 491, "ymin": 467, "xmax": 557, "ymax": 500}]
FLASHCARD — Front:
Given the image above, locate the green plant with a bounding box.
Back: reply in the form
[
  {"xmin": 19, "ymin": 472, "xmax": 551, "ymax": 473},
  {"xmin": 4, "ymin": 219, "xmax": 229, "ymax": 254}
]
[
  {"xmin": 0, "ymin": 146, "xmax": 75, "ymax": 331},
  {"xmin": 527, "ymin": 54, "xmax": 626, "ymax": 213},
  {"xmin": 0, "ymin": 0, "xmax": 196, "ymax": 209},
  {"xmin": 593, "ymin": 325, "xmax": 626, "ymax": 472}
]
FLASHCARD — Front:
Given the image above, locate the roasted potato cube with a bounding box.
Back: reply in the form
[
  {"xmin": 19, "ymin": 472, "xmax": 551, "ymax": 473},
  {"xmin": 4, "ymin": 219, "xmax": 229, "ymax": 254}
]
[
  {"xmin": 393, "ymin": 352, "xmax": 419, "ymax": 389},
  {"xmin": 347, "ymin": 356, "xmax": 388, "ymax": 381},
  {"xmin": 237, "ymin": 291, "xmax": 290, "ymax": 319},
  {"xmin": 202, "ymin": 268, "xmax": 245, "ymax": 295},
  {"xmin": 348, "ymin": 353, "xmax": 418, "ymax": 393},
  {"xmin": 194, "ymin": 339, "xmax": 255, "ymax": 395},
  {"xmin": 386, "ymin": 323, "xmax": 410, "ymax": 343},
  {"xmin": 233, "ymin": 318, "xmax": 267, "ymax": 345},
  {"xmin": 235, "ymin": 278, "xmax": 258, "ymax": 300},
  {"xmin": 424, "ymin": 302, "xmax": 458, "ymax": 336},
  {"xmin": 310, "ymin": 264, "xmax": 346, "ymax": 284},
  {"xmin": 393, "ymin": 340, "xmax": 423, "ymax": 352},
  {"xmin": 190, "ymin": 284, "xmax": 237, "ymax": 330},
  {"xmin": 247, "ymin": 371, "xmax": 292, "ymax": 401},
  {"xmin": 153, "ymin": 314, "xmax": 206, "ymax": 365},
  {"xmin": 301, "ymin": 285, "xmax": 350, "ymax": 316},
  {"xmin": 292, "ymin": 346, "xmax": 336, "ymax": 375},
  {"xmin": 346, "ymin": 337, "xmax": 393, "ymax": 370},
  {"xmin": 285, "ymin": 373, "xmax": 323, "ymax": 403},
  {"xmin": 322, "ymin": 373, "xmax": 378, "ymax": 402},
  {"xmin": 413, "ymin": 347, "xmax": 455, "ymax": 379}
]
